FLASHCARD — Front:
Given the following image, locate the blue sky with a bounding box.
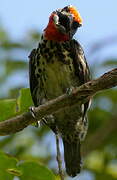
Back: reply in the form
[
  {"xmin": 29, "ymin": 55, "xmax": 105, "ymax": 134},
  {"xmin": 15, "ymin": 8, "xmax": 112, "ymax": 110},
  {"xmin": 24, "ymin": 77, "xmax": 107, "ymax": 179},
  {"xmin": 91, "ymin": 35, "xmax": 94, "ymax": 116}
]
[{"xmin": 0, "ymin": 0, "xmax": 117, "ymax": 44}]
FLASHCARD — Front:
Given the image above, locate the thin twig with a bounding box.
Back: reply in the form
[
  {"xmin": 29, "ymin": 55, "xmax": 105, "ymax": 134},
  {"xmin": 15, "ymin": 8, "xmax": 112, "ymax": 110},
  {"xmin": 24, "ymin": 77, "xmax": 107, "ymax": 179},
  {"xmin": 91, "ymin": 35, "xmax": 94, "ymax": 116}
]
[{"xmin": 55, "ymin": 133, "xmax": 64, "ymax": 180}]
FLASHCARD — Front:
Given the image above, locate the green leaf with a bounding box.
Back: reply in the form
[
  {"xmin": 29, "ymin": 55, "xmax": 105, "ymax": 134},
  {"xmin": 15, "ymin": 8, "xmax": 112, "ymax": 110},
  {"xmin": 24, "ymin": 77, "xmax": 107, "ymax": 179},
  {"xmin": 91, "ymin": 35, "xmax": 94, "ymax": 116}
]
[
  {"xmin": 0, "ymin": 99, "xmax": 17, "ymax": 121},
  {"xmin": 18, "ymin": 88, "xmax": 33, "ymax": 113},
  {"xmin": 18, "ymin": 161, "xmax": 55, "ymax": 180},
  {"xmin": 0, "ymin": 151, "xmax": 18, "ymax": 179}
]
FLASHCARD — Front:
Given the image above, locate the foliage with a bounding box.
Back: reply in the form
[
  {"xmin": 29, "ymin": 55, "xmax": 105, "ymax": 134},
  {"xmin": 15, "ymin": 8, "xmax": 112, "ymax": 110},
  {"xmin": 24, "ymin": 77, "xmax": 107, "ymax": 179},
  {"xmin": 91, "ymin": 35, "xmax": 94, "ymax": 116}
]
[
  {"xmin": 0, "ymin": 23, "xmax": 117, "ymax": 180},
  {"xmin": 0, "ymin": 151, "xmax": 55, "ymax": 180}
]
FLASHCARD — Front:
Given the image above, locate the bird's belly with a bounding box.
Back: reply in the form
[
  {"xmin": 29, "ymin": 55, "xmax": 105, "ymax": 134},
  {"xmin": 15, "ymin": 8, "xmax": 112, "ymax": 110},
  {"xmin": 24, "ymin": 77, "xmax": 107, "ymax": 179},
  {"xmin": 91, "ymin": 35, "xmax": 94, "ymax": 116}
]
[
  {"xmin": 38, "ymin": 58, "xmax": 84, "ymax": 136},
  {"xmin": 44, "ymin": 61, "xmax": 83, "ymax": 134},
  {"xmin": 45, "ymin": 61, "xmax": 75, "ymax": 99}
]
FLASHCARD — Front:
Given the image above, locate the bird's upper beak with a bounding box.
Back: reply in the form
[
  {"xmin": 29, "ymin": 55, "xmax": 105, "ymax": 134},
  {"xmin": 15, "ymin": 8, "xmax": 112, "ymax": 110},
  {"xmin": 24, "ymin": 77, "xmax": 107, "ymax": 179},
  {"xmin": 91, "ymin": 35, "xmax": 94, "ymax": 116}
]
[{"xmin": 54, "ymin": 11, "xmax": 72, "ymax": 34}]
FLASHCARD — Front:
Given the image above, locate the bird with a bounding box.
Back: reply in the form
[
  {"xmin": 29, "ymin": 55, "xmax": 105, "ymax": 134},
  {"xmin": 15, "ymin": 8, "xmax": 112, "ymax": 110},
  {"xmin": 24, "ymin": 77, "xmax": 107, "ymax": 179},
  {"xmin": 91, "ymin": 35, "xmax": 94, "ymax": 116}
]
[{"xmin": 29, "ymin": 5, "xmax": 91, "ymax": 177}]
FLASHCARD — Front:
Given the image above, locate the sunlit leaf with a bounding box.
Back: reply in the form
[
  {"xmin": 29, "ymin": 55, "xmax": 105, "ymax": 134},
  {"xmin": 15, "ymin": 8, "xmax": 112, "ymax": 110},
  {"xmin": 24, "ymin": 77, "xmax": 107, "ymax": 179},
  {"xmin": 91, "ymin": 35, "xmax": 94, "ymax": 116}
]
[
  {"xmin": 17, "ymin": 88, "xmax": 33, "ymax": 113},
  {"xmin": 0, "ymin": 99, "xmax": 17, "ymax": 121},
  {"xmin": 0, "ymin": 151, "xmax": 18, "ymax": 179}
]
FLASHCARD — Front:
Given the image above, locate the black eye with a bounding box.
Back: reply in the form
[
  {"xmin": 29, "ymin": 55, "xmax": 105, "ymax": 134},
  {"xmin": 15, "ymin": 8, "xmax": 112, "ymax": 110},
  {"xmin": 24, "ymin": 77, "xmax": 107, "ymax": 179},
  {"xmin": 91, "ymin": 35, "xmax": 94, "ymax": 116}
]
[{"xmin": 72, "ymin": 21, "xmax": 81, "ymax": 29}]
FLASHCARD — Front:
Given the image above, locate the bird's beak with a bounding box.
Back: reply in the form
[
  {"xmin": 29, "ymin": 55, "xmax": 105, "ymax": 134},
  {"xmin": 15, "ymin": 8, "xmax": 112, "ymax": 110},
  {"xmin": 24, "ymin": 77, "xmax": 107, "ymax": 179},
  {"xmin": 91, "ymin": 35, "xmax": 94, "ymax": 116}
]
[
  {"xmin": 55, "ymin": 11, "xmax": 73, "ymax": 34},
  {"xmin": 54, "ymin": 11, "xmax": 82, "ymax": 39}
]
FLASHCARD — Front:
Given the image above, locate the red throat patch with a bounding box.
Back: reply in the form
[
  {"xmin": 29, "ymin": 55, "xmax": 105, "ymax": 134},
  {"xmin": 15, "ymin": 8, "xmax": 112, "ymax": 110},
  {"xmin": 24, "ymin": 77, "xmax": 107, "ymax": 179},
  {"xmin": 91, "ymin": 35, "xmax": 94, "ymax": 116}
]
[{"xmin": 44, "ymin": 13, "xmax": 69, "ymax": 42}]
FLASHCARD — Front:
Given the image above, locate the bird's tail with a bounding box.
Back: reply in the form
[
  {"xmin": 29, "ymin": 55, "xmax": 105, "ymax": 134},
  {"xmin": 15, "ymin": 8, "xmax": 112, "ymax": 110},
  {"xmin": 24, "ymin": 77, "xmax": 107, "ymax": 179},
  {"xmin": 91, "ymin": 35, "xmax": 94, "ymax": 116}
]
[{"xmin": 63, "ymin": 138, "xmax": 81, "ymax": 177}]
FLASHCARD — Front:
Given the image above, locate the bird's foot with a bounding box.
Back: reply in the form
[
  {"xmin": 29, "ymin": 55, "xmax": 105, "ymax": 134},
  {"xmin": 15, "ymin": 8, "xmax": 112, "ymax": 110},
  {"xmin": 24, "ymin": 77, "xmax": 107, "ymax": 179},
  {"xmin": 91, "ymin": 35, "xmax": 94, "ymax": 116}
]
[
  {"xmin": 41, "ymin": 117, "xmax": 48, "ymax": 125},
  {"xmin": 29, "ymin": 106, "xmax": 40, "ymax": 127}
]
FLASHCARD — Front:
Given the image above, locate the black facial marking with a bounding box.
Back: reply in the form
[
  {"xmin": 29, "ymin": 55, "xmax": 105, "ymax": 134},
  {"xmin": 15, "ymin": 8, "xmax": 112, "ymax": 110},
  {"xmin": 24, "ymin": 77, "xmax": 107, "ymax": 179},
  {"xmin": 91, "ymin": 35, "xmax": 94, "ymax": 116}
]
[
  {"xmin": 61, "ymin": 6, "xmax": 69, "ymax": 12},
  {"xmin": 57, "ymin": 12, "xmax": 70, "ymax": 32}
]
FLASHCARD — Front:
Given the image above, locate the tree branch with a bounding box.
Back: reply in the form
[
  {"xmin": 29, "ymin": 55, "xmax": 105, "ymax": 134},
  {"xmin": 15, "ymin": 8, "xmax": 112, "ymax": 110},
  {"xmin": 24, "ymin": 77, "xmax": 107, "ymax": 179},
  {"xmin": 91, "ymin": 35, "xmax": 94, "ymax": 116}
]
[{"xmin": 0, "ymin": 68, "xmax": 117, "ymax": 136}]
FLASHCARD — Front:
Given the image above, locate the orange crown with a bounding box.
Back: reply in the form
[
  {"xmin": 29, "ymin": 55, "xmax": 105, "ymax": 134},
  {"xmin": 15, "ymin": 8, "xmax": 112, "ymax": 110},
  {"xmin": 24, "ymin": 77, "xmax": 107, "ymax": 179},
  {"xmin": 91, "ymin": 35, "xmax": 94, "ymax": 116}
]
[{"xmin": 68, "ymin": 5, "xmax": 82, "ymax": 24}]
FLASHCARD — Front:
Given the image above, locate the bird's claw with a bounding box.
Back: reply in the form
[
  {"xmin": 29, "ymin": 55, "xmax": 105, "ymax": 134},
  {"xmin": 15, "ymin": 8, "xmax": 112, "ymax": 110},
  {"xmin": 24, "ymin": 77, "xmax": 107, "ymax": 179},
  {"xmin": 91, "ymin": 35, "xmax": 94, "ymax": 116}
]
[
  {"xmin": 29, "ymin": 106, "xmax": 36, "ymax": 118},
  {"xmin": 41, "ymin": 117, "xmax": 47, "ymax": 125},
  {"xmin": 29, "ymin": 106, "xmax": 41, "ymax": 128}
]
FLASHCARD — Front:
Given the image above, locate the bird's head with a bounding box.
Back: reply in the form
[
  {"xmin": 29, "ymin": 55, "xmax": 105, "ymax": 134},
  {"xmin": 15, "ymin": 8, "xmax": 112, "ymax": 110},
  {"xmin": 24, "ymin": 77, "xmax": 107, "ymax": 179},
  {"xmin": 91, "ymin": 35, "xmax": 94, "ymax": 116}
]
[{"xmin": 44, "ymin": 5, "xmax": 82, "ymax": 42}]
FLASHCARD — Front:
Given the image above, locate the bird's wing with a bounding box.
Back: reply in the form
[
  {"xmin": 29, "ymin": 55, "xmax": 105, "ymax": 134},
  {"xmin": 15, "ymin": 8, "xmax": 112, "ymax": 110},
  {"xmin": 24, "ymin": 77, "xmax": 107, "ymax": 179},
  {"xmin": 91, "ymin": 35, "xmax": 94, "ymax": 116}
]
[
  {"xmin": 29, "ymin": 48, "xmax": 39, "ymax": 106},
  {"xmin": 70, "ymin": 39, "xmax": 90, "ymax": 84},
  {"xmin": 70, "ymin": 39, "xmax": 91, "ymax": 115}
]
